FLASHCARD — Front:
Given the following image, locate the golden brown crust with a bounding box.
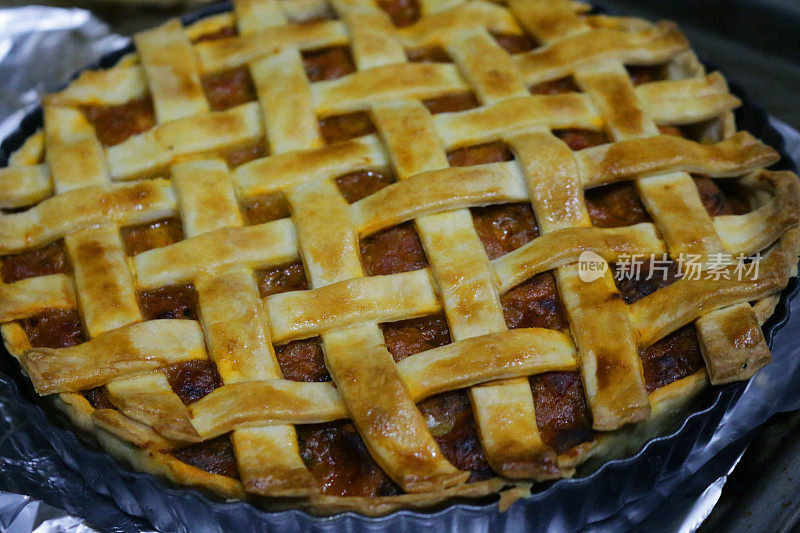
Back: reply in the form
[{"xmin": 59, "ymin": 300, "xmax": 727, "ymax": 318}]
[
  {"xmin": 188, "ymin": 327, "xmax": 576, "ymax": 439},
  {"xmin": 1, "ymin": 0, "xmax": 799, "ymax": 517},
  {"xmin": 21, "ymin": 320, "xmax": 207, "ymax": 394},
  {"xmin": 696, "ymin": 303, "xmax": 771, "ymax": 384}
]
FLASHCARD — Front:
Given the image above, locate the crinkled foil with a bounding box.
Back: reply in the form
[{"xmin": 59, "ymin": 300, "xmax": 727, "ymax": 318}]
[
  {"xmin": 1, "ymin": 5, "xmax": 799, "ymax": 533},
  {"xmin": 0, "ymin": 6, "xmax": 127, "ymax": 141}
]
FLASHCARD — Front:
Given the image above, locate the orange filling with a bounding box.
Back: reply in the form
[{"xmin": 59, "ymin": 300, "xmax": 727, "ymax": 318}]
[
  {"xmin": 360, "ymin": 222, "xmax": 428, "ymax": 276},
  {"xmin": 120, "ymin": 218, "xmax": 184, "ymax": 256},
  {"xmin": 302, "ymin": 46, "xmax": 356, "ymax": 81},
  {"xmin": 422, "ymin": 92, "xmax": 480, "ymax": 114},
  {"xmin": 319, "ymin": 112, "xmax": 376, "ymax": 144},
  {"xmin": 493, "ymin": 32, "xmax": 538, "ymax": 54},
  {"xmin": 138, "ymin": 284, "xmax": 198, "ymax": 321},
  {"xmin": 376, "ymin": 0, "xmax": 420, "ymax": 27},
  {"xmin": 18, "ymin": 309, "xmax": 85, "ymax": 349},
  {"xmin": 447, "ymin": 141, "xmax": 514, "ymax": 167},
  {"xmin": 1, "ymin": 240, "xmax": 69, "ymax": 283},
  {"xmin": 335, "ymin": 170, "xmax": 394, "ymax": 203},
  {"xmin": 241, "ymin": 193, "xmax": 291, "ymax": 225},
  {"xmin": 164, "ymin": 360, "xmax": 223, "ymax": 404},
  {"xmin": 407, "ymin": 46, "xmax": 450, "ymax": 63},
  {"xmin": 201, "ymin": 66, "xmax": 256, "ymax": 111},
  {"xmin": 173, "ymin": 435, "xmax": 240, "ymax": 479},
  {"xmin": 81, "ymin": 97, "xmax": 156, "ymax": 147},
  {"xmin": 224, "ymin": 142, "xmax": 267, "ymax": 167}
]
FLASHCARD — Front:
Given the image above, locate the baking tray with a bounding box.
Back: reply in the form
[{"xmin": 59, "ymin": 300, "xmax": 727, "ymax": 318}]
[{"xmin": 1, "ymin": 2, "xmax": 799, "ymax": 531}]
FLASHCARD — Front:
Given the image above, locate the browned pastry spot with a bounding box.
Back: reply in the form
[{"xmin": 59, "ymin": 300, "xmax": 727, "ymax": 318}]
[
  {"xmin": 302, "ymin": 47, "xmax": 356, "ymax": 81},
  {"xmin": 502, "ymin": 272, "xmax": 569, "ymax": 331},
  {"xmin": 360, "ymin": 222, "xmax": 428, "ymax": 276},
  {"xmin": 555, "ymin": 129, "xmax": 609, "ymax": 151},
  {"xmin": 224, "ymin": 142, "xmax": 267, "ymax": 168},
  {"xmin": 80, "ymin": 97, "xmax": 156, "ymax": 147},
  {"xmin": 376, "ymin": 0, "xmax": 420, "ymax": 27},
  {"xmin": 532, "ymin": 371, "xmax": 593, "ymax": 454},
  {"xmin": 298, "ymin": 421, "xmax": 401, "ymax": 496},
  {"xmin": 191, "ymin": 26, "xmax": 238, "ymax": 44},
  {"xmin": 492, "ymin": 32, "xmax": 538, "ymax": 54},
  {"xmin": 83, "ymin": 387, "xmax": 113, "ymax": 409},
  {"xmin": 406, "ymin": 46, "xmax": 451, "ymax": 63},
  {"xmin": 1, "ymin": 240, "xmax": 69, "ymax": 283},
  {"xmin": 275, "ymin": 338, "xmax": 331, "ymax": 382},
  {"xmin": 120, "ymin": 217, "xmax": 184, "ymax": 256},
  {"xmin": 172, "ymin": 434, "xmax": 240, "ymax": 478},
  {"xmin": 530, "ymin": 77, "xmax": 581, "ymax": 95},
  {"xmin": 335, "ymin": 170, "xmax": 395, "ymax": 203},
  {"xmin": 138, "ymin": 284, "xmax": 199, "ymax": 321},
  {"xmin": 472, "ymin": 203, "xmax": 539, "ymax": 259},
  {"xmin": 163, "ymin": 360, "xmax": 223, "ymax": 404},
  {"xmin": 419, "ymin": 390, "xmax": 494, "ymax": 482},
  {"xmin": 254, "ymin": 261, "xmax": 308, "ymax": 298},
  {"xmin": 18, "ymin": 309, "xmax": 86, "ymax": 348},
  {"xmin": 381, "ymin": 313, "xmax": 451, "ymax": 363},
  {"xmin": 201, "ymin": 66, "xmax": 256, "ymax": 111},
  {"xmin": 422, "ymin": 92, "xmax": 480, "ymax": 114},
  {"xmin": 626, "ymin": 64, "xmax": 667, "ymax": 86},
  {"xmin": 241, "ymin": 193, "xmax": 290, "ymax": 225},
  {"xmin": 447, "ymin": 141, "xmax": 514, "ymax": 167},
  {"xmin": 640, "ymin": 325, "xmax": 705, "ymax": 392},
  {"xmin": 586, "ymin": 182, "xmax": 652, "ymax": 228},
  {"xmin": 319, "ymin": 112, "xmax": 377, "ymax": 144},
  {"xmin": 695, "ymin": 176, "xmax": 750, "ymax": 216}
]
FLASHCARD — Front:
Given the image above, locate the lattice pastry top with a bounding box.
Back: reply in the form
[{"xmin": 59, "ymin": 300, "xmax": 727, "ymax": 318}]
[{"xmin": 0, "ymin": 0, "xmax": 798, "ymax": 516}]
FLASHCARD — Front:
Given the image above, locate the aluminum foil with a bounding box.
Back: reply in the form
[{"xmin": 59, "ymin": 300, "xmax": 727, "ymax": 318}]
[
  {"xmin": 0, "ymin": 6, "xmax": 127, "ymax": 142},
  {"xmin": 0, "ymin": 4, "xmax": 799, "ymax": 532}
]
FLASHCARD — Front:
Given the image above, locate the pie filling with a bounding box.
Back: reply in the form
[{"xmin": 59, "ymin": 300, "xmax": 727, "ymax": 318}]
[
  {"xmin": 0, "ymin": 3, "xmax": 761, "ymax": 499},
  {"xmin": 120, "ymin": 218, "xmax": 184, "ymax": 256},
  {"xmin": 80, "ymin": 97, "xmax": 156, "ymax": 147}
]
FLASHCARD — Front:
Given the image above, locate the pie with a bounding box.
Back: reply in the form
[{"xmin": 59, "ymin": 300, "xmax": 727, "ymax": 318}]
[{"xmin": 0, "ymin": 0, "xmax": 798, "ymax": 517}]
